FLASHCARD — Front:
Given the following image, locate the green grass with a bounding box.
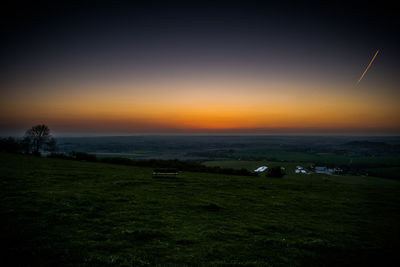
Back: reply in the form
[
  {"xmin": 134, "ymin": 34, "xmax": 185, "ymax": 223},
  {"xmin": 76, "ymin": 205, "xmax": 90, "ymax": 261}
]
[
  {"xmin": 1, "ymin": 153, "xmax": 400, "ymax": 266},
  {"xmin": 366, "ymin": 167, "xmax": 400, "ymax": 180}
]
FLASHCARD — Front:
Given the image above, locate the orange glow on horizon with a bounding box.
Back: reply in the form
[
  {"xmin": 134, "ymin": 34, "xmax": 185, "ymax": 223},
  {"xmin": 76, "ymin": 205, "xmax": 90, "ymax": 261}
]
[{"xmin": 1, "ymin": 75, "xmax": 400, "ymax": 134}]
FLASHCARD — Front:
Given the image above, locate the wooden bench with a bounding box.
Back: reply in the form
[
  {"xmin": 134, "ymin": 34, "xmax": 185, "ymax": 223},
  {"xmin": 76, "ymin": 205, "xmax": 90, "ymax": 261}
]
[{"xmin": 152, "ymin": 168, "xmax": 179, "ymax": 177}]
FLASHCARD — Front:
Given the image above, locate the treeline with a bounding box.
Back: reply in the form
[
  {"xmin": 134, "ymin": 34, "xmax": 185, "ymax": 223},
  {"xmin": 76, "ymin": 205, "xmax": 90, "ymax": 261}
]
[
  {"xmin": 0, "ymin": 137, "xmax": 24, "ymax": 153},
  {"xmin": 0, "ymin": 125, "xmax": 56, "ymax": 155},
  {"xmin": 0, "ymin": 137, "xmax": 37, "ymax": 154},
  {"xmin": 0, "ymin": 136, "xmax": 56, "ymax": 155},
  {"xmin": 49, "ymin": 152, "xmax": 257, "ymax": 176}
]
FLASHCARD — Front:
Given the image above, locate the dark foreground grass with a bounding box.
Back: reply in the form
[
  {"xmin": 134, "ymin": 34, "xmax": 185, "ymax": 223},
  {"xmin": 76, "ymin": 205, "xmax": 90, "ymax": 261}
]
[{"xmin": 1, "ymin": 153, "xmax": 400, "ymax": 266}]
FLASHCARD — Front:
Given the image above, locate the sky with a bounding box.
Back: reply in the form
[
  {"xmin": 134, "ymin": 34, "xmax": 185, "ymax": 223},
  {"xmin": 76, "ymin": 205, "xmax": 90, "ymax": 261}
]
[{"xmin": 1, "ymin": 0, "xmax": 399, "ymax": 136}]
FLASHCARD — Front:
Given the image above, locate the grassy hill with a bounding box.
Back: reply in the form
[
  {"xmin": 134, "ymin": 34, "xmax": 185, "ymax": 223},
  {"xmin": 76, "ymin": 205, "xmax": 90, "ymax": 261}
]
[{"xmin": 1, "ymin": 153, "xmax": 400, "ymax": 266}]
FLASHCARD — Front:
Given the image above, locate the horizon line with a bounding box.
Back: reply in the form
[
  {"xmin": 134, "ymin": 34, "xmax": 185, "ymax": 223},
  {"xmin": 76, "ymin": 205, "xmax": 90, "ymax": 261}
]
[{"xmin": 2, "ymin": 133, "xmax": 400, "ymax": 138}]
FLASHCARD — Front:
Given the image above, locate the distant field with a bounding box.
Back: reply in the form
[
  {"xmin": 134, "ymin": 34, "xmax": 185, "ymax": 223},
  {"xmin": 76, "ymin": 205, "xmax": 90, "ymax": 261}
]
[
  {"xmin": 231, "ymin": 150, "xmax": 400, "ymax": 166},
  {"xmin": 1, "ymin": 153, "xmax": 400, "ymax": 266},
  {"xmin": 55, "ymin": 136, "xmax": 400, "ymax": 164}
]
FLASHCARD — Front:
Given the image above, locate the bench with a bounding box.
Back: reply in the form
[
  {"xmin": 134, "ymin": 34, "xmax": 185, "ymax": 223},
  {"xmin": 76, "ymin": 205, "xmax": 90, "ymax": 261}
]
[{"xmin": 152, "ymin": 168, "xmax": 179, "ymax": 177}]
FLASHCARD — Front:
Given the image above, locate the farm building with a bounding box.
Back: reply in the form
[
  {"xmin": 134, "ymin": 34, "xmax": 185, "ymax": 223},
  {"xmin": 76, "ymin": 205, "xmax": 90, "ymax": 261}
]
[
  {"xmin": 334, "ymin": 167, "xmax": 344, "ymax": 174},
  {"xmin": 315, "ymin": 166, "xmax": 333, "ymax": 175},
  {"xmin": 254, "ymin": 166, "xmax": 268, "ymax": 172},
  {"xmin": 295, "ymin": 166, "xmax": 309, "ymax": 174}
]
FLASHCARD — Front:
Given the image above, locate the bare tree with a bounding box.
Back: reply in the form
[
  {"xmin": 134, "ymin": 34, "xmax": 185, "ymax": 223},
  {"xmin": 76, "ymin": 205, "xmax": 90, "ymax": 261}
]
[{"xmin": 24, "ymin": 124, "xmax": 54, "ymax": 154}]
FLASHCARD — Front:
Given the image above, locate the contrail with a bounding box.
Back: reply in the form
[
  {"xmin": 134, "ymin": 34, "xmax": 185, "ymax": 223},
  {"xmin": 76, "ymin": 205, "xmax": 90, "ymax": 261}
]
[{"xmin": 357, "ymin": 50, "xmax": 379, "ymax": 84}]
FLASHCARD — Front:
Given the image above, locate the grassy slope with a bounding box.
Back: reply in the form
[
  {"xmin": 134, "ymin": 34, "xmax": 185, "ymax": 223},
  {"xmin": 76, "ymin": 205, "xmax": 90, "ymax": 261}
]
[{"xmin": 1, "ymin": 153, "xmax": 400, "ymax": 266}]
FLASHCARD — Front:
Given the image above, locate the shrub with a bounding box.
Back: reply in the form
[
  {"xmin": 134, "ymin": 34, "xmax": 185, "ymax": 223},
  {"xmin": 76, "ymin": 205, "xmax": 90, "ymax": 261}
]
[{"xmin": 265, "ymin": 166, "xmax": 285, "ymax": 178}]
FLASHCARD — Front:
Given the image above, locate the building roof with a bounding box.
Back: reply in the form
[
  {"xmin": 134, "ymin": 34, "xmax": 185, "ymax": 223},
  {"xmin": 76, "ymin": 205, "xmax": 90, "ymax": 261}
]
[{"xmin": 254, "ymin": 166, "xmax": 268, "ymax": 172}]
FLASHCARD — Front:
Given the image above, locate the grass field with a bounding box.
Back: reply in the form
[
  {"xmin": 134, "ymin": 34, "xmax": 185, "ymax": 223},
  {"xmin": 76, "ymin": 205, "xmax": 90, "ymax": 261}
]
[{"xmin": 1, "ymin": 153, "xmax": 400, "ymax": 266}]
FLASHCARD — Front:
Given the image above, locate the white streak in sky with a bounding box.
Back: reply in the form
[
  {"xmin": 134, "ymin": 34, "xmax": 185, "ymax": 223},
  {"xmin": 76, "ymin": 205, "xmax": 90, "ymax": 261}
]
[{"xmin": 357, "ymin": 50, "xmax": 380, "ymax": 84}]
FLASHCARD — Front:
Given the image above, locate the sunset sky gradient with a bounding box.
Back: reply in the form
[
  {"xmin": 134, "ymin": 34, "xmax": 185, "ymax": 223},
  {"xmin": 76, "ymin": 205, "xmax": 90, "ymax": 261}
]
[{"xmin": 1, "ymin": 1, "xmax": 399, "ymax": 136}]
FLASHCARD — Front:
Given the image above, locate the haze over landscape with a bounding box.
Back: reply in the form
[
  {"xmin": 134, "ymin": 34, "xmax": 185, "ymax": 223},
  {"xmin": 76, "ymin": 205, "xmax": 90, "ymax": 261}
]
[{"xmin": 1, "ymin": 1, "xmax": 399, "ymax": 136}]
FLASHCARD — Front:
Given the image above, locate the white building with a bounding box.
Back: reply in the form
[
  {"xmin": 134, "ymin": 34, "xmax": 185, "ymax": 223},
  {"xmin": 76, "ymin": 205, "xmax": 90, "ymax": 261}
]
[
  {"xmin": 296, "ymin": 166, "xmax": 309, "ymax": 174},
  {"xmin": 315, "ymin": 166, "xmax": 333, "ymax": 175},
  {"xmin": 254, "ymin": 166, "xmax": 268, "ymax": 172}
]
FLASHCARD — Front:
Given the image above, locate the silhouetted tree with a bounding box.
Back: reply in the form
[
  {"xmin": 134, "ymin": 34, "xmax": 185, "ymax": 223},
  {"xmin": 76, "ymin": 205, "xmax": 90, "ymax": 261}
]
[{"xmin": 24, "ymin": 124, "xmax": 55, "ymax": 154}]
